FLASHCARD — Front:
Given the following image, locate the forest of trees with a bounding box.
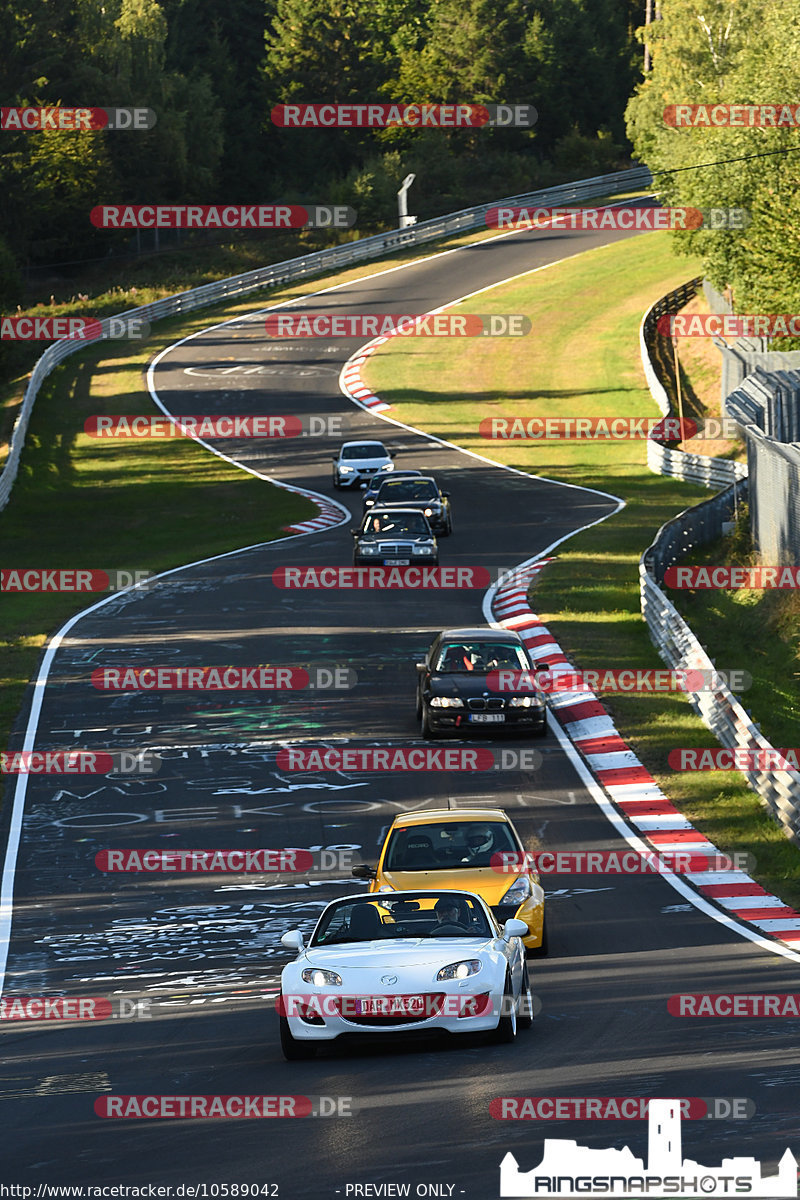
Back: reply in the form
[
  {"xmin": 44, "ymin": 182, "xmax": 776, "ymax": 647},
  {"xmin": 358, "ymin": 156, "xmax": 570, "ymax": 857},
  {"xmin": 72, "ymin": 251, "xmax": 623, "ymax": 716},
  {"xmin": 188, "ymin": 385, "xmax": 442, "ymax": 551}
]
[
  {"xmin": 625, "ymin": 0, "xmax": 800, "ymax": 314},
  {"xmin": 0, "ymin": 0, "xmax": 644, "ymax": 295}
]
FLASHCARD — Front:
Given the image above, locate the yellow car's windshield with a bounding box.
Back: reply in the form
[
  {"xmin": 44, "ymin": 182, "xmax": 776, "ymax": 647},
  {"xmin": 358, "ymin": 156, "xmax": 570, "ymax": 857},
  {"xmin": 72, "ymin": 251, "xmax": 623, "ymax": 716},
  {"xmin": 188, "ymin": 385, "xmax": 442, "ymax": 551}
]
[{"xmin": 384, "ymin": 822, "xmax": 519, "ymax": 870}]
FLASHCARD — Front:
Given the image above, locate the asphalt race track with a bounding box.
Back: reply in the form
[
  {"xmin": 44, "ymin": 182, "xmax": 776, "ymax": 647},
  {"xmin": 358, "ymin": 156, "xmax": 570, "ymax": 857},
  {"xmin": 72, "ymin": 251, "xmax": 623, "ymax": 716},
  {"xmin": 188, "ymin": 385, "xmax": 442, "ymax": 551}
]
[{"xmin": 2, "ymin": 218, "xmax": 799, "ymax": 1195}]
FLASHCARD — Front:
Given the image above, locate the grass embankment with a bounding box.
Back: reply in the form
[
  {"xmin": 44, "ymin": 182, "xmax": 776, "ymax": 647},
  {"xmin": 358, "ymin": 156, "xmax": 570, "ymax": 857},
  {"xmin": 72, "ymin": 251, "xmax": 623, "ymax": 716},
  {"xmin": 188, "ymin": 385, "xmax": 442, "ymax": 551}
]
[{"xmin": 365, "ymin": 231, "xmax": 800, "ymax": 910}]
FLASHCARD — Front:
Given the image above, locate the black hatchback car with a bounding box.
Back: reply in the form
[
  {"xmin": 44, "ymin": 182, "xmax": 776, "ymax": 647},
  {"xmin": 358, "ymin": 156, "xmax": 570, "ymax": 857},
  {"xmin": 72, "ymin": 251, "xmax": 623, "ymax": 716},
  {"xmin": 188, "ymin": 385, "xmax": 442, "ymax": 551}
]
[
  {"xmin": 370, "ymin": 475, "xmax": 452, "ymax": 535},
  {"xmin": 353, "ymin": 507, "xmax": 439, "ymax": 567},
  {"xmin": 416, "ymin": 627, "xmax": 547, "ymax": 738}
]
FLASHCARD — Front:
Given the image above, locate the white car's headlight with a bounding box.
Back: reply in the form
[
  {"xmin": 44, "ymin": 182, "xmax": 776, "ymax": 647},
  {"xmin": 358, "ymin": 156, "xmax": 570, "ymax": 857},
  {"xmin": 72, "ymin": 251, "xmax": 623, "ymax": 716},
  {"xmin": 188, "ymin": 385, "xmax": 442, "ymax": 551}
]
[
  {"xmin": 429, "ymin": 696, "xmax": 464, "ymax": 708},
  {"xmin": 413, "ymin": 544, "xmax": 435, "ymax": 555},
  {"xmin": 380, "ymin": 463, "xmax": 393, "ymax": 471},
  {"xmin": 339, "ymin": 464, "xmax": 355, "ymax": 473},
  {"xmin": 437, "ymin": 959, "xmax": 482, "ymax": 981},
  {"xmin": 501, "ymin": 875, "xmax": 532, "ymax": 905},
  {"xmin": 301, "ymin": 968, "xmax": 342, "ymax": 987}
]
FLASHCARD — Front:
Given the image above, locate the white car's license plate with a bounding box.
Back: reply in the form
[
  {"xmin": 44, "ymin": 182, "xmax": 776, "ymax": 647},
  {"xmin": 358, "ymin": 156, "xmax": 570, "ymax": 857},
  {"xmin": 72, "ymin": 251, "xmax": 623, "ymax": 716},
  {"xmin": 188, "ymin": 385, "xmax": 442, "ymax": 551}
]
[
  {"xmin": 469, "ymin": 713, "xmax": 505, "ymax": 723},
  {"xmin": 384, "ymin": 558, "xmax": 409, "ymax": 565},
  {"xmin": 357, "ymin": 996, "xmax": 424, "ymax": 1016}
]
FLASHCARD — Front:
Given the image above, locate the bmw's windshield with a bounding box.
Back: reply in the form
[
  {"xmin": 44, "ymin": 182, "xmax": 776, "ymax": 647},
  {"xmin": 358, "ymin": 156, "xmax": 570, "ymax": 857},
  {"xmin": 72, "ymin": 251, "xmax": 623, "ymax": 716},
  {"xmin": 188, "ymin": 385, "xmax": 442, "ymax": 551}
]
[
  {"xmin": 434, "ymin": 642, "xmax": 529, "ymax": 673},
  {"xmin": 377, "ymin": 481, "xmax": 438, "ymax": 502},
  {"xmin": 311, "ymin": 893, "xmax": 492, "ymax": 945}
]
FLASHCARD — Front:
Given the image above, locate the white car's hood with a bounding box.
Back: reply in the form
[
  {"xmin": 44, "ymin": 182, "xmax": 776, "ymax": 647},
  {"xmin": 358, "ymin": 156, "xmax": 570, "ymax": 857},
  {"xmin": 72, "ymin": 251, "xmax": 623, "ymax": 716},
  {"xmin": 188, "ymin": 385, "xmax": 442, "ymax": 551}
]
[{"xmin": 303, "ymin": 938, "xmax": 487, "ymax": 971}]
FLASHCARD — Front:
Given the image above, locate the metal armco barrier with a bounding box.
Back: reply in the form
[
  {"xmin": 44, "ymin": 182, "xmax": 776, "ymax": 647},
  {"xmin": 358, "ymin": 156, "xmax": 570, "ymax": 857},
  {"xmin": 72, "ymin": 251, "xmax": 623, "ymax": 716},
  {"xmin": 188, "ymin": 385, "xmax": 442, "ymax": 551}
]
[
  {"xmin": 0, "ymin": 165, "xmax": 652, "ymax": 514},
  {"xmin": 640, "ymin": 285, "xmax": 800, "ymax": 846}
]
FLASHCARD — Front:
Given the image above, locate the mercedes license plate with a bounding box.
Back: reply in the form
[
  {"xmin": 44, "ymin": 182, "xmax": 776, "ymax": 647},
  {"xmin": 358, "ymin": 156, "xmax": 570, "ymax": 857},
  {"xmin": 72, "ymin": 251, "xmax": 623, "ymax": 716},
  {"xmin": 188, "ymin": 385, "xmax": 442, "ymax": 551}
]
[{"xmin": 384, "ymin": 558, "xmax": 409, "ymax": 565}]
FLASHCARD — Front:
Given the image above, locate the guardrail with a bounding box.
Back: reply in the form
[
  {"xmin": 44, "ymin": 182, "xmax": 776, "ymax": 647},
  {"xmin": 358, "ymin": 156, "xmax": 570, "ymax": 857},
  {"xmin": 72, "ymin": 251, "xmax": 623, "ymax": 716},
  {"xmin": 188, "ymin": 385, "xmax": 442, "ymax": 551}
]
[
  {"xmin": 0, "ymin": 165, "xmax": 652, "ymax": 514},
  {"xmin": 640, "ymin": 283, "xmax": 800, "ymax": 845},
  {"xmin": 640, "ymin": 278, "xmax": 748, "ymax": 488}
]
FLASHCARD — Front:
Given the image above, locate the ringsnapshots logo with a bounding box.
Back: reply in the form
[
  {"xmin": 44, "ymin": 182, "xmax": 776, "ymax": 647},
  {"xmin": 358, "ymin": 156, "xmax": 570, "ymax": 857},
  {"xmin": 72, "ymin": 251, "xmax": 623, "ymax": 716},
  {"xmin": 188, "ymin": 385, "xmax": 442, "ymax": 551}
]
[
  {"xmin": 271, "ymin": 103, "xmax": 537, "ymax": 128},
  {"xmin": 90, "ymin": 205, "xmax": 356, "ymax": 230},
  {"xmin": 1, "ymin": 316, "xmax": 150, "ymax": 341},
  {"xmin": 84, "ymin": 414, "xmax": 349, "ymax": 439},
  {"xmin": 1, "ymin": 750, "xmax": 161, "ymax": 775},
  {"xmin": 486, "ymin": 206, "xmax": 749, "ymax": 232},
  {"xmin": 1, "ymin": 106, "xmax": 156, "ymax": 131},
  {"xmin": 91, "ymin": 665, "xmax": 356, "ymax": 690},
  {"xmin": 1, "ymin": 568, "xmax": 152, "ymax": 592},
  {"xmin": 275, "ymin": 746, "xmax": 543, "ymax": 772},
  {"xmin": 498, "ymin": 1098, "xmax": 797, "ymax": 1198},
  {"xmin": 664, "ymin": 103, "xmax": 800, "ymax": 128},
  {"xmin": 95, "ymin": 847, "xmax": 357, "ymax": 873},
  {"xmin": 264, "ymin": 313, "xmax": 530, "ymax": 337}
]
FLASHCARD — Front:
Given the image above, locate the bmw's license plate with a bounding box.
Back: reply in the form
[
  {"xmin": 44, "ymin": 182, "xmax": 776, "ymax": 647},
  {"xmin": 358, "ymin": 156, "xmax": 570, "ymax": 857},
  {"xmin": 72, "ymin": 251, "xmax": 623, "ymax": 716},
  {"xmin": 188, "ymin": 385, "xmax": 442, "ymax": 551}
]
[
  {"xmin": 384, "ymin": 558, "xmax": 409, "ymax": 565},
  {"xmin": 469, "ymin": 713, "xmax": 505, "ymax": 723}
]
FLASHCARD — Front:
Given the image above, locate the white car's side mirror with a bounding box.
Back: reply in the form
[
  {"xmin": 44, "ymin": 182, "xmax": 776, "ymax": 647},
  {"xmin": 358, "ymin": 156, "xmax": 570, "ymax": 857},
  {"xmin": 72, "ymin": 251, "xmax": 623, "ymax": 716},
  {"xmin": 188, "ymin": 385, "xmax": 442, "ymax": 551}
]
[
  {"xmin": 502, "ymin": 918, "xmax": 528, "ymax": 941},
  {"xmin": 281, "ymin": 930, "xmax": 304, "ymax": 952}
]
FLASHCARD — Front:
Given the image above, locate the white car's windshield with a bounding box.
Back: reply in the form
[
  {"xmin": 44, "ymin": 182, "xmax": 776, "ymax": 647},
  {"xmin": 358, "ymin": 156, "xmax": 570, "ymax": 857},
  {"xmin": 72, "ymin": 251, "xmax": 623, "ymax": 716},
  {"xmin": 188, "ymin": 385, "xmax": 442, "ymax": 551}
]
[
  {"xmin": 311, "ymin": 894, "xmax": 492, "ymax": 944},
  {"xmin": 341, "ymin": 444, "xmax": 387, "ymax": 460}
]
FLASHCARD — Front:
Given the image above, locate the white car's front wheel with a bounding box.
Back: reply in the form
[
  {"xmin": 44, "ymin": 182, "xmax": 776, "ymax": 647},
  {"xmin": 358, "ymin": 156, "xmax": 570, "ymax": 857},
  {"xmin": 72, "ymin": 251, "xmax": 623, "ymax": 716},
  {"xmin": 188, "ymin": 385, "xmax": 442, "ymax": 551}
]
[
  {"xmin": 492, "ymin": 972, "xmax": 518, "ymax": 1044},
  {"xmin": 279, "ymin": 1010, "xmax": 316, "ymax": 1060}
]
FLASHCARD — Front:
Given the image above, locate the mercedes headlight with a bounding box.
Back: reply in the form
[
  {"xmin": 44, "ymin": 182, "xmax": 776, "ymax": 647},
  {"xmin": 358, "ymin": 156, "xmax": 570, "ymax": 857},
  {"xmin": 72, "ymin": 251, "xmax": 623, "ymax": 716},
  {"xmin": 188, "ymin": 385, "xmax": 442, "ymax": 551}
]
[
  {"xmin": 301, "ymin": 968, "xmax": 342, "ymax": 987},
  {"xmin": 501, "ymin": 875, "xmax": 532, "ymax": 904},
  {"xmin": 437, "ymin": 960, "xmax": 482, "ymax": 981},
  {"xmin": 359, "ymin": 544, "xmax": 380, "ymax": 554},
  {"xmin": 429, "ymin": 696, "xmax": 464, "ymax": 708},
  {"xmin": 413, "ymin": 544, "xmax": 435, "ymax": 555}
]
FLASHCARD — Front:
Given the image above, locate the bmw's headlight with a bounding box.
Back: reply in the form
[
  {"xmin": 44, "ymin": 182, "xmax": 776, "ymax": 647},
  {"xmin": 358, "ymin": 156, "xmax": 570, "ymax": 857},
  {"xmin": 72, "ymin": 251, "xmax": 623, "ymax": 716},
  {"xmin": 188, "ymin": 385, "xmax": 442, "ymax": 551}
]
[
  {"xmin": 501, "ymin": 875, "xmax": 532, "ymax": 904},
  {"xmin": 413, "ymin": 544, "xmax": 435, "ymax": 555},
  {"xmin": 437, "ymin": 959, "xmax": 482, "ymax": 981},
  {"xmin": 423, "ymin": 506, "xmax": 440, "ymax": 516},
  {"xmin": 301, "ymin": 968, "xmax": 342, "ymax": 987},
  {"xmin": 509, "ymin": 695, "xmax": 541, "ymax": 707},
  {"xmin": 430, "ymin": 696, "xmax": 464, "ymax": 708}
]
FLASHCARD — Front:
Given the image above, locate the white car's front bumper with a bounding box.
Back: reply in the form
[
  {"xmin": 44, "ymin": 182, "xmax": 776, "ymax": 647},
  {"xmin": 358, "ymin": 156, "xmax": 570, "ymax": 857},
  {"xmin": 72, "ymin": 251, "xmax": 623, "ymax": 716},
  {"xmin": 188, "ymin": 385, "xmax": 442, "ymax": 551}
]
[{"xmin": 280, "ymin": 985, "xmax": 508, "ymax": 1041}]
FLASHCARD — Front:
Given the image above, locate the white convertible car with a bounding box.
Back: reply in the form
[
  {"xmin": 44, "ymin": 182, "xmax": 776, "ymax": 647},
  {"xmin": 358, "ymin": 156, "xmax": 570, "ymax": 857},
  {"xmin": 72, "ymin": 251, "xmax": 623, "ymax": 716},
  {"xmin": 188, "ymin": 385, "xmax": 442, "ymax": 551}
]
[{"xmin": 277, "ymin": 889, "xmax": 533, "ymax": 1059}]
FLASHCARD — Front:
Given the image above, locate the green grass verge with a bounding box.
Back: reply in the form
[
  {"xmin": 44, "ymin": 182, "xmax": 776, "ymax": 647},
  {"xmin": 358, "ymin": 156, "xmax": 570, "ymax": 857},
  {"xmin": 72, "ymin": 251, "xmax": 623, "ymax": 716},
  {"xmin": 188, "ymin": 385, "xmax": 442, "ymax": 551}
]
[{"xmin": 365, "ymin": 231, "xmax": 800, "ymax": 911}]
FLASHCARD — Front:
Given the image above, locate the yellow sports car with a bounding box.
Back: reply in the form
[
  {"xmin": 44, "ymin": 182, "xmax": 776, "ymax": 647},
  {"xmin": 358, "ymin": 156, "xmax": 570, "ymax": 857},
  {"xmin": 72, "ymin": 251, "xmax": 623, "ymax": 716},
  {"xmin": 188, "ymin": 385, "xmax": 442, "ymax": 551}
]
[{"xmin": 352, "ymin": 808, "xmax": 547, "ymax": 954}]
